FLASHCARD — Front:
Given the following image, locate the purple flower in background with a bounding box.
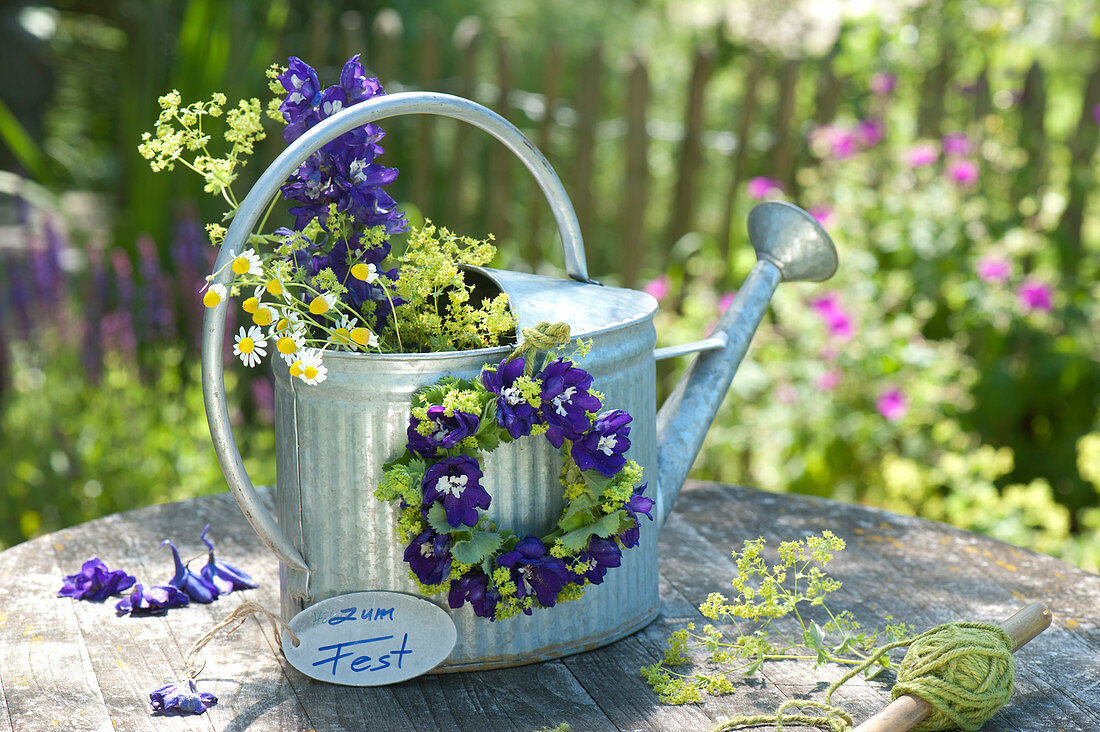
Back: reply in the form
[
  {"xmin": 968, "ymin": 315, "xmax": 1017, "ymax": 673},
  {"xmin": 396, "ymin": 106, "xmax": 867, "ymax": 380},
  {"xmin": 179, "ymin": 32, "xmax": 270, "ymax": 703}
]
[
  {"xmin": 808, "ymin": 205, "xmax": 835, "ymax": 229},
  {"xmin": 817, "ymin": 369, "xmax": 842, "ymax": 391},
  {"xmin": 163, "ymin": 539, "xmax": 219, "ymax": 603},
  {"xmin": 447, "ymin": 570, "xmax": 499, "ymax": 619},
  {"xmin": 642, "ymin": 274, "xmax": 671, "ymax": 301},
  {"xmin": 620, "ymin": 484, "xmax": 655, "ymax": 549},
  {"xmin": 496, "ymin": 537, "xmax": 571, "ymax": 612},
  {"xmin": 870, "ymin": 72, "xmax": 897, "ymax": 95},
  {"xmin": 482, "ymin": 357, "xmax": 539, "ymax": 439},
  {"xmin": 876, "ymin": 388, "xmax": 908, "ymax": 421},
  {"xmin": 856, "ymin": 118, "xmax": 884, "ymax": 148},
  {"xmin": 946, "ymin": 159, "xmax": 979, "ymax": 187},
  {"xmin": 539, "ymin": 358, "xmax": 602, "ymax": 448},
  {"xmin": 942, "ymin": 131, "xmax": 973, "ymax": 156},
  {"xmin": 407, "ymin": 405, "xmax": 480, "ymax": 458},
  {"xmin": 115, "ymin": 584, "xmax": 190, "ymax": 616},
  {"xmin": 906, "ymin": 142, "xmax": 939, "ymax": 168},
  {"xmin": 570, "ymin": 536, "xmax": 622, "ymax": 586},
  {"xmin": 1017, "ymin": 279, "xmax": 1053, "ymax": 313},
  {"xmin": 149, "ymin": 679, "xmax": 217, "ymax": 716},
  {"xmin": 572, "ymin": 410, "xmax": 632, "ymax": 477},
  {"xmin": 422, "ymin": 456, "xmax": 490, "ymax": 528},
  {"xmin": 747, "ymin": 176, "xmax": 784, "ymax": 200},
  {"xmin": 976, "ymin": 254, "xmax": 1012, "ymax": 284},
  {"xmin": 810, "ymin": 292, "xmax": 854, "ymax": 342},
  {"xmin": 58, "ymin": 558, "xmax": 136, "ymax": 601},
  {"xmin": 1093, "ymin": 103, "xmax": 1100, "ymax": 125},
  {"xmin": 404, "ymin": 530, "xmax": 452, "ymax": 586},
  {"xmin": 199, "ymin": 526, "xmax": 257, "ymax": 595}
]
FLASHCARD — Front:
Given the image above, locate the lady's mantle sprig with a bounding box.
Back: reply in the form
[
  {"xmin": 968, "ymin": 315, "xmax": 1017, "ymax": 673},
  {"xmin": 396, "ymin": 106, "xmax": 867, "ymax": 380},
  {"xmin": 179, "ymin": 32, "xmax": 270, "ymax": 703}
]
[{"xmin": 376, "ymin": 323, "xmax": 654, "ymax": 622}]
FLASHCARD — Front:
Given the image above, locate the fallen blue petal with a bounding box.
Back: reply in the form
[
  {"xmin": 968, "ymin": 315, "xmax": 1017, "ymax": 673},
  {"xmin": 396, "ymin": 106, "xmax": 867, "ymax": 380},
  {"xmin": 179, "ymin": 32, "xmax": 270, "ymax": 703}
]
[
  {"xmin": 163, "ymin": 540, "xmax": 219, "ymax": 603},
  {"xmin": 58, "ymin": 557, "xmax": 136, "ymax": 602},
  {"xmin": 149, "ymin": 679, "xmax": 217, "ymax": 715},
  {"xmin": 116, "ymin": 584, "xmax": 190, "ymax": 616},
  {"xmin": 200, "ymin": 525, "xmax": 258, "ymax": 594}
]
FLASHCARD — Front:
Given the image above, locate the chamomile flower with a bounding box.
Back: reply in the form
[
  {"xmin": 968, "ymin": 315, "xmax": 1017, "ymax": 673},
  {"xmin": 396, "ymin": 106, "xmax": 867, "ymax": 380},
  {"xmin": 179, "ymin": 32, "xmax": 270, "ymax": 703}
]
[
  {"xmin": 264, "ymin": 278, "xmax": 284, "ymax": 297},
  {"xmin": 233, "ymin": 325, "xmax": 267, "ymax": 368},
  {"xmin": 291, "ymin": 348, "xmax": 327, "ymax": 386},
  {"xmin": 230, "ymin": 248, "xmax": 262, "ymax": 277},
  {"xmin": 350, "ymin": 326, "xmax": 379, "ymax": 349},
  {"xmin": 242, "ymin": 296, "xmax": 260, "ymax": 314},
  {"xmin": 308, "ymin": 292, "xmax": 337, "ymax": 316},
  {"xmin": 350, "ymin": 262, "xmax": 378, "ymax": 283},
  {"xmin": 202, "ymin": 283, "xmax": 227, "ymax": 308},
  {"xmin": 275, "ymin": 328, "xmax": 306, "ymax": 365},
  {"xmin": 252, "ymin": 305, "xmax": 277, "ymax": 327},
  {"xmin": 330, "ymin": 316, "xmax": 356, "ymax": 348}
]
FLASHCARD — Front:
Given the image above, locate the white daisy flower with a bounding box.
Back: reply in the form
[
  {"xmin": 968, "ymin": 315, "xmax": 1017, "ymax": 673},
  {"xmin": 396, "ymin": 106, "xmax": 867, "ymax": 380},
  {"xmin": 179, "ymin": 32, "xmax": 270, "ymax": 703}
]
[
  {"xmin": 233, "ymin": 325, "xmax": 267, "ymax": 368},
  {"xmin": 274, "ymin": 328, "xmax": 306, "ymax": 365},
  {"xmin": 330, "ymin": 316, "xmax": 357, "ymax": 349},
  {"xmin": 350, "ymin": 262, "xmax": 379, "ymax": 283},
  {"xmin": 252, "ymin": 304, "xmax": 277, "ymax": 328},
  {"xmin": 230, "ymin": 248, "xmax": 263, "ymax": 277},
  {"xmin": 202, "ymin": 283, "xmax": 227, "ymax": 308},
  {"xmin": 293, "ymin": 348, "xmax": 328, "ymax": 386},
  {"xmin": 350, "ymin": 326, "xmax": 379, "ymax": 349},
  {"xmin": 308, "ymin": 292, "xmax": 338, "ymax": 316}
]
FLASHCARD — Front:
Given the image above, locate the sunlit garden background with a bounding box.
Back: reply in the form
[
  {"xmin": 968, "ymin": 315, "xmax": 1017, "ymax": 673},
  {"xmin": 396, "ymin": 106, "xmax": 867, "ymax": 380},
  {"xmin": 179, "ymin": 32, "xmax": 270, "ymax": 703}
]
[{"xmin": 2, "ymin": 0, "xmax": 1099, "ymax": 572}]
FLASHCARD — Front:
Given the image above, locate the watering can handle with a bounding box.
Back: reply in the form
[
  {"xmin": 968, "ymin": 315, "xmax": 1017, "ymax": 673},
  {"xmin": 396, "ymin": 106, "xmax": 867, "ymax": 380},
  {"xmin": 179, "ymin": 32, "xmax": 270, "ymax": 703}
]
[{"xmin": 203, "ymin": 92, "xmax": 589, "ymax": 572}]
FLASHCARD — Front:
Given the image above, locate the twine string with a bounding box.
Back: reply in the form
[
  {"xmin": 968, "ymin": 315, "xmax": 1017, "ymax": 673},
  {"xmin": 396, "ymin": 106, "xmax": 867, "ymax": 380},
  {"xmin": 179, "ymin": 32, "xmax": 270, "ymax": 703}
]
[{"xmin": 186, "ymin": 601, "xmax": 300, "ymax": 679}]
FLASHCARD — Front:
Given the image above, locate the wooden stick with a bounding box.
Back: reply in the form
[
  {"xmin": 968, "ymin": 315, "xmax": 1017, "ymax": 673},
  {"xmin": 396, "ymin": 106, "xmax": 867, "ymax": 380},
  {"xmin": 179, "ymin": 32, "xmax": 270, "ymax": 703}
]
[{"xmin": 852, "ymin": 602, "xmax": 1052, "ymax": 732}]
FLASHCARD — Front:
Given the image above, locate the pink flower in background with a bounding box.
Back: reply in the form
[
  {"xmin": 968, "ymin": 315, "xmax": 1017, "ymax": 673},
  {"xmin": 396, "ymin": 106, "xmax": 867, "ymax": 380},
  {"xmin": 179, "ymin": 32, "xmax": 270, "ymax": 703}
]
[
  {"xmin": 876, "ymin": 388, "xmax": 908, "ymax": 421},
  {"xmin": 776, "ymin": 384, "xmax": 798, "ymax": 405},
  {"xmin": 810, "ymin": 292, "xmax": 854, "ymax": 342},
  {"xmin": 1017, "ymin": 279, "xmax": 1053, "ymax": 313},
  {"xmin": 808, "ymin": 205, "xmax": 836, "ymax": 229},
  {"xmin": 718, "ymin": 291, "xmax": 737, "ymax": 314},
  {"xmin": 976, "ymin": 254, "xmax": 1012, "ymax": 284},
  {"xmin": 856, "ymin": 118, "xmax": 884, "ymax": 147},
  {"xmin": 946, "ymin": 159, "xmax": 979, "ymax": 187},
  {"xmin": 747, "ymin": 176, "xmax": 784, "ymax": 200},
  {"xmin": 817, "ymin": 369, "xmax": 841, "ymax": 391},
  {"xmin": 642, "ymin": 274, "xmax": 671, "ymax": 301},
  {"xmin": 1093, "ymin": 103, "xmax": 1100, "ymax": 125},
  {"xmin": 942, "ymin": 132, "xmax": 973, "ymax": 156},
  {"xmin": 871, "ymin": 72, "xmax": 897, "ymax": 95},
  {"xmin": 905, "ymin": 142, "xmax": 939, "ymax": 168}
]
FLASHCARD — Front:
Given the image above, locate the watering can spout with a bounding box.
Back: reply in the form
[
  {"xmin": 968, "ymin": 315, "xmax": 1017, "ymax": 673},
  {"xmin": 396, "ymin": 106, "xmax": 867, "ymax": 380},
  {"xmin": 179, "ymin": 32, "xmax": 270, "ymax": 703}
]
[{"xmin": 653, "ymin": 201, "xmax": 838, "ymax": 527}]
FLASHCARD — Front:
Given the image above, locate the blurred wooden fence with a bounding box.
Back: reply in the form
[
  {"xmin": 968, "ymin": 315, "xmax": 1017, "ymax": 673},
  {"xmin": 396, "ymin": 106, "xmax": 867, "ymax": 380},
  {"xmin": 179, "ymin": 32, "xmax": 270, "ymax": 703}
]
[{"xmin": 312, "ymin": 8, "xmax": 1099, "ymax": 287}]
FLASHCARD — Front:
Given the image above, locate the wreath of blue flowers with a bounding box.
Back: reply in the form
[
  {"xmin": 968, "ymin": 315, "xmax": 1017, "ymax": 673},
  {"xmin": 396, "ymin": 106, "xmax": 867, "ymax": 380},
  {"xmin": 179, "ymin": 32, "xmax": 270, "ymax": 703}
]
[{"xmin": 375, "ymin": 325, "xmax": 654, "ymax": 622}]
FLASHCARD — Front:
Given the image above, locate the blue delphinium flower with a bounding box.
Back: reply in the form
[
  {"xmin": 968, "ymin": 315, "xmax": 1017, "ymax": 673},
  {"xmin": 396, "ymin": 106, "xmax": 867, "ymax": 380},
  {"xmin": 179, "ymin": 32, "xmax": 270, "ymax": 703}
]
[
  {"xmin": 619, "ymin": 483, "xmax": 655, "ymax": 549},
  {"xmin": 149, "ymin": 679, "xmax": 217, "ymax": 715},
  {"xmin": 482, "ymin": 357, "xmax": 540, "ymax": 439},
  {"xmin": 571, "ymin": 410, "xmax": 632, "ymax": 477},
  {"xmin": 421, "ymin": 456, "xmax": 490, "ymax": 528},
  {"xmin": 115, "ymin": 584, "xmax": 190, "ymax": 617},
  {"xmin": 404, "ymin": 530, "xmax": 452, "ymax": 586},
  {"xmin": 58, "ymin": 557, "xmax": 136, "ymax": 602},
  {"xmin": 448, "ymin": 571, "xmax": 500, "ymax": 619},
  {"xmin": 407, "ymin": 405, "xmax": 480, "ymax": 458},
  {"xmin": 539, "ymin": 359, "xmax": 602, "ymax": 448},
  {"xmin": 199, "ymin": 526, "xmax": 258, "ymax": 595},
  {"xmin": 496, "ymin": 537, "xmax": 571, "ymax": 613},
  {"xmin": 163, "ymin": 540, "xmax": 219, "ymax": 603},
  {"xmin": 570, "ymin": 536, "xmax": 622, "ymax": 586}
]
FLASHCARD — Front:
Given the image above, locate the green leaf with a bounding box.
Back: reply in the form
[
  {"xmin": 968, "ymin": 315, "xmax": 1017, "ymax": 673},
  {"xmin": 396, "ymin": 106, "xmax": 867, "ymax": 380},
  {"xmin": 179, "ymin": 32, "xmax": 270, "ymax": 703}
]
[
  {"xmin": 451, "ymin": 530, "xmax": 504, "ymax": 565},
  {"xmin": 556, "ymin": 510, "xmax": 627, "ymax": 552},
  {"xmin": 581, "ymin": 469, "xmax": 614, "ymax": 493},
  {"xmin": 425, "ymin": 502, "xmax": 453, "ymax": 534}
]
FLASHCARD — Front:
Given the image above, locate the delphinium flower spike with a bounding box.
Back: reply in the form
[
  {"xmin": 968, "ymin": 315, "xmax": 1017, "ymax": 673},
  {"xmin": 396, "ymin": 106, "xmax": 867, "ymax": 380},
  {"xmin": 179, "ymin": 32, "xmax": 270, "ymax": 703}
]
[{"xmin": 199, "ymin": 525, "xmax": 258, "ymax": 595}]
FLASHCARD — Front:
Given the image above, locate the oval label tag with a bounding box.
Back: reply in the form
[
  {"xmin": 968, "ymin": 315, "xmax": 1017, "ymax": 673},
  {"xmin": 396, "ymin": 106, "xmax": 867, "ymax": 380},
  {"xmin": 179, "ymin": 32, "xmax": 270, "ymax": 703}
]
[{"xmin": 281, "ymin": 591, "xmax": 457, "ymax": 686}]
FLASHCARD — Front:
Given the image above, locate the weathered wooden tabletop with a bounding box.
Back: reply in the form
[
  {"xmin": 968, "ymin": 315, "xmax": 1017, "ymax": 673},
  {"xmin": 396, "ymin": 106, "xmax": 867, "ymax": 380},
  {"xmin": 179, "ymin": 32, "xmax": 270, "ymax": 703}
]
[{"xmin": 2, "ymin": 482, "xmax": 1098, "ymax": 731}]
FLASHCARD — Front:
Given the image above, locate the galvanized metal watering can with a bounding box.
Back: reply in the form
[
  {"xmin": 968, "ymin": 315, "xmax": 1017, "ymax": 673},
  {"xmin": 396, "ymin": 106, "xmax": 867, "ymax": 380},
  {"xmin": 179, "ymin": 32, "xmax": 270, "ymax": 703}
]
[{"xmin": 202, "ymin": 91, "xmax": 837, "ymax": 671}]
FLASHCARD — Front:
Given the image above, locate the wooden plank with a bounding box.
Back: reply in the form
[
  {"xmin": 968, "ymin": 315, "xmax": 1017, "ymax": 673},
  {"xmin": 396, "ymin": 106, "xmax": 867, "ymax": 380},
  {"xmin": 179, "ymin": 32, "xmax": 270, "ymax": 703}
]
[
  {"xmin": 620, "ymin": 52, "xmax": 650, "ymax": 289},
  {"xmin": 719, "ymin": 50, "xmax": 763, "ymax": 261},
  {"xmin": 665, "ymin": 44, "xmax": 716, "ymax": 251},
  {"xmin": 369, "ymin": 8, "xmax": 403, "ymax": 87},
  {"xmin": 487, "ymin": 33, "xmax": 515, "ymax": 244},
  {"xmin": 0, "ymin": 537, "xmax": 115, "ymax": 730},
  {"xmin": 527, "ymin": 42, "xmax": 565, "ymax": 268},
  {"xmin": 446, "ymin": 17, "xmax": 481, "ymax": 233},
  {"xmin": 413, "ymin": 14, "xmax": 442, "ymax": 217},
  {"xmin": 571, "ymin": 44, "xmax": 603, "ymax": 268}
]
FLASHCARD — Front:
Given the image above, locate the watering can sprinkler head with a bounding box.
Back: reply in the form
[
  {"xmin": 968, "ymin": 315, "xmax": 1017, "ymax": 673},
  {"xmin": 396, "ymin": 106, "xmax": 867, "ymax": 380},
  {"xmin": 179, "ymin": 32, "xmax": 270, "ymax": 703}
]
[{"xmin": 653, "ymin": 201, "xmax": 838, "ymax": 527}]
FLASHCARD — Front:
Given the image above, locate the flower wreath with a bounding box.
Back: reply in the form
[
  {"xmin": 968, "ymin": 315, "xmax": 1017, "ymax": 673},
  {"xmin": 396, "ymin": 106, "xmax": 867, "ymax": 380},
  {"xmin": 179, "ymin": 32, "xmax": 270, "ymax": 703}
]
[{"xmin": 375, "ymin": 322, "xmax": 654, "ymax": 622}]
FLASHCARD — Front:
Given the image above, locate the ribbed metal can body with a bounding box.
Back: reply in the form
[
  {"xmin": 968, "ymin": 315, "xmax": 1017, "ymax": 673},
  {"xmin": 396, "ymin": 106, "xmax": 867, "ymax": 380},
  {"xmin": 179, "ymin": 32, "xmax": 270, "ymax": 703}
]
[{"xmin": 272, "ymin": 319, "xmax": 658, "ymax": 670}]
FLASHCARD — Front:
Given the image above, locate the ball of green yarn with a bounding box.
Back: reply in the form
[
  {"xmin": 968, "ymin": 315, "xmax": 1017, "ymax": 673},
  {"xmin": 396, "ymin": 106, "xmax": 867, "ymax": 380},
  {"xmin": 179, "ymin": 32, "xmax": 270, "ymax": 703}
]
[{"xmin": 891, "ymin": 621, "xmax": 1015, "ymax": 732}]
